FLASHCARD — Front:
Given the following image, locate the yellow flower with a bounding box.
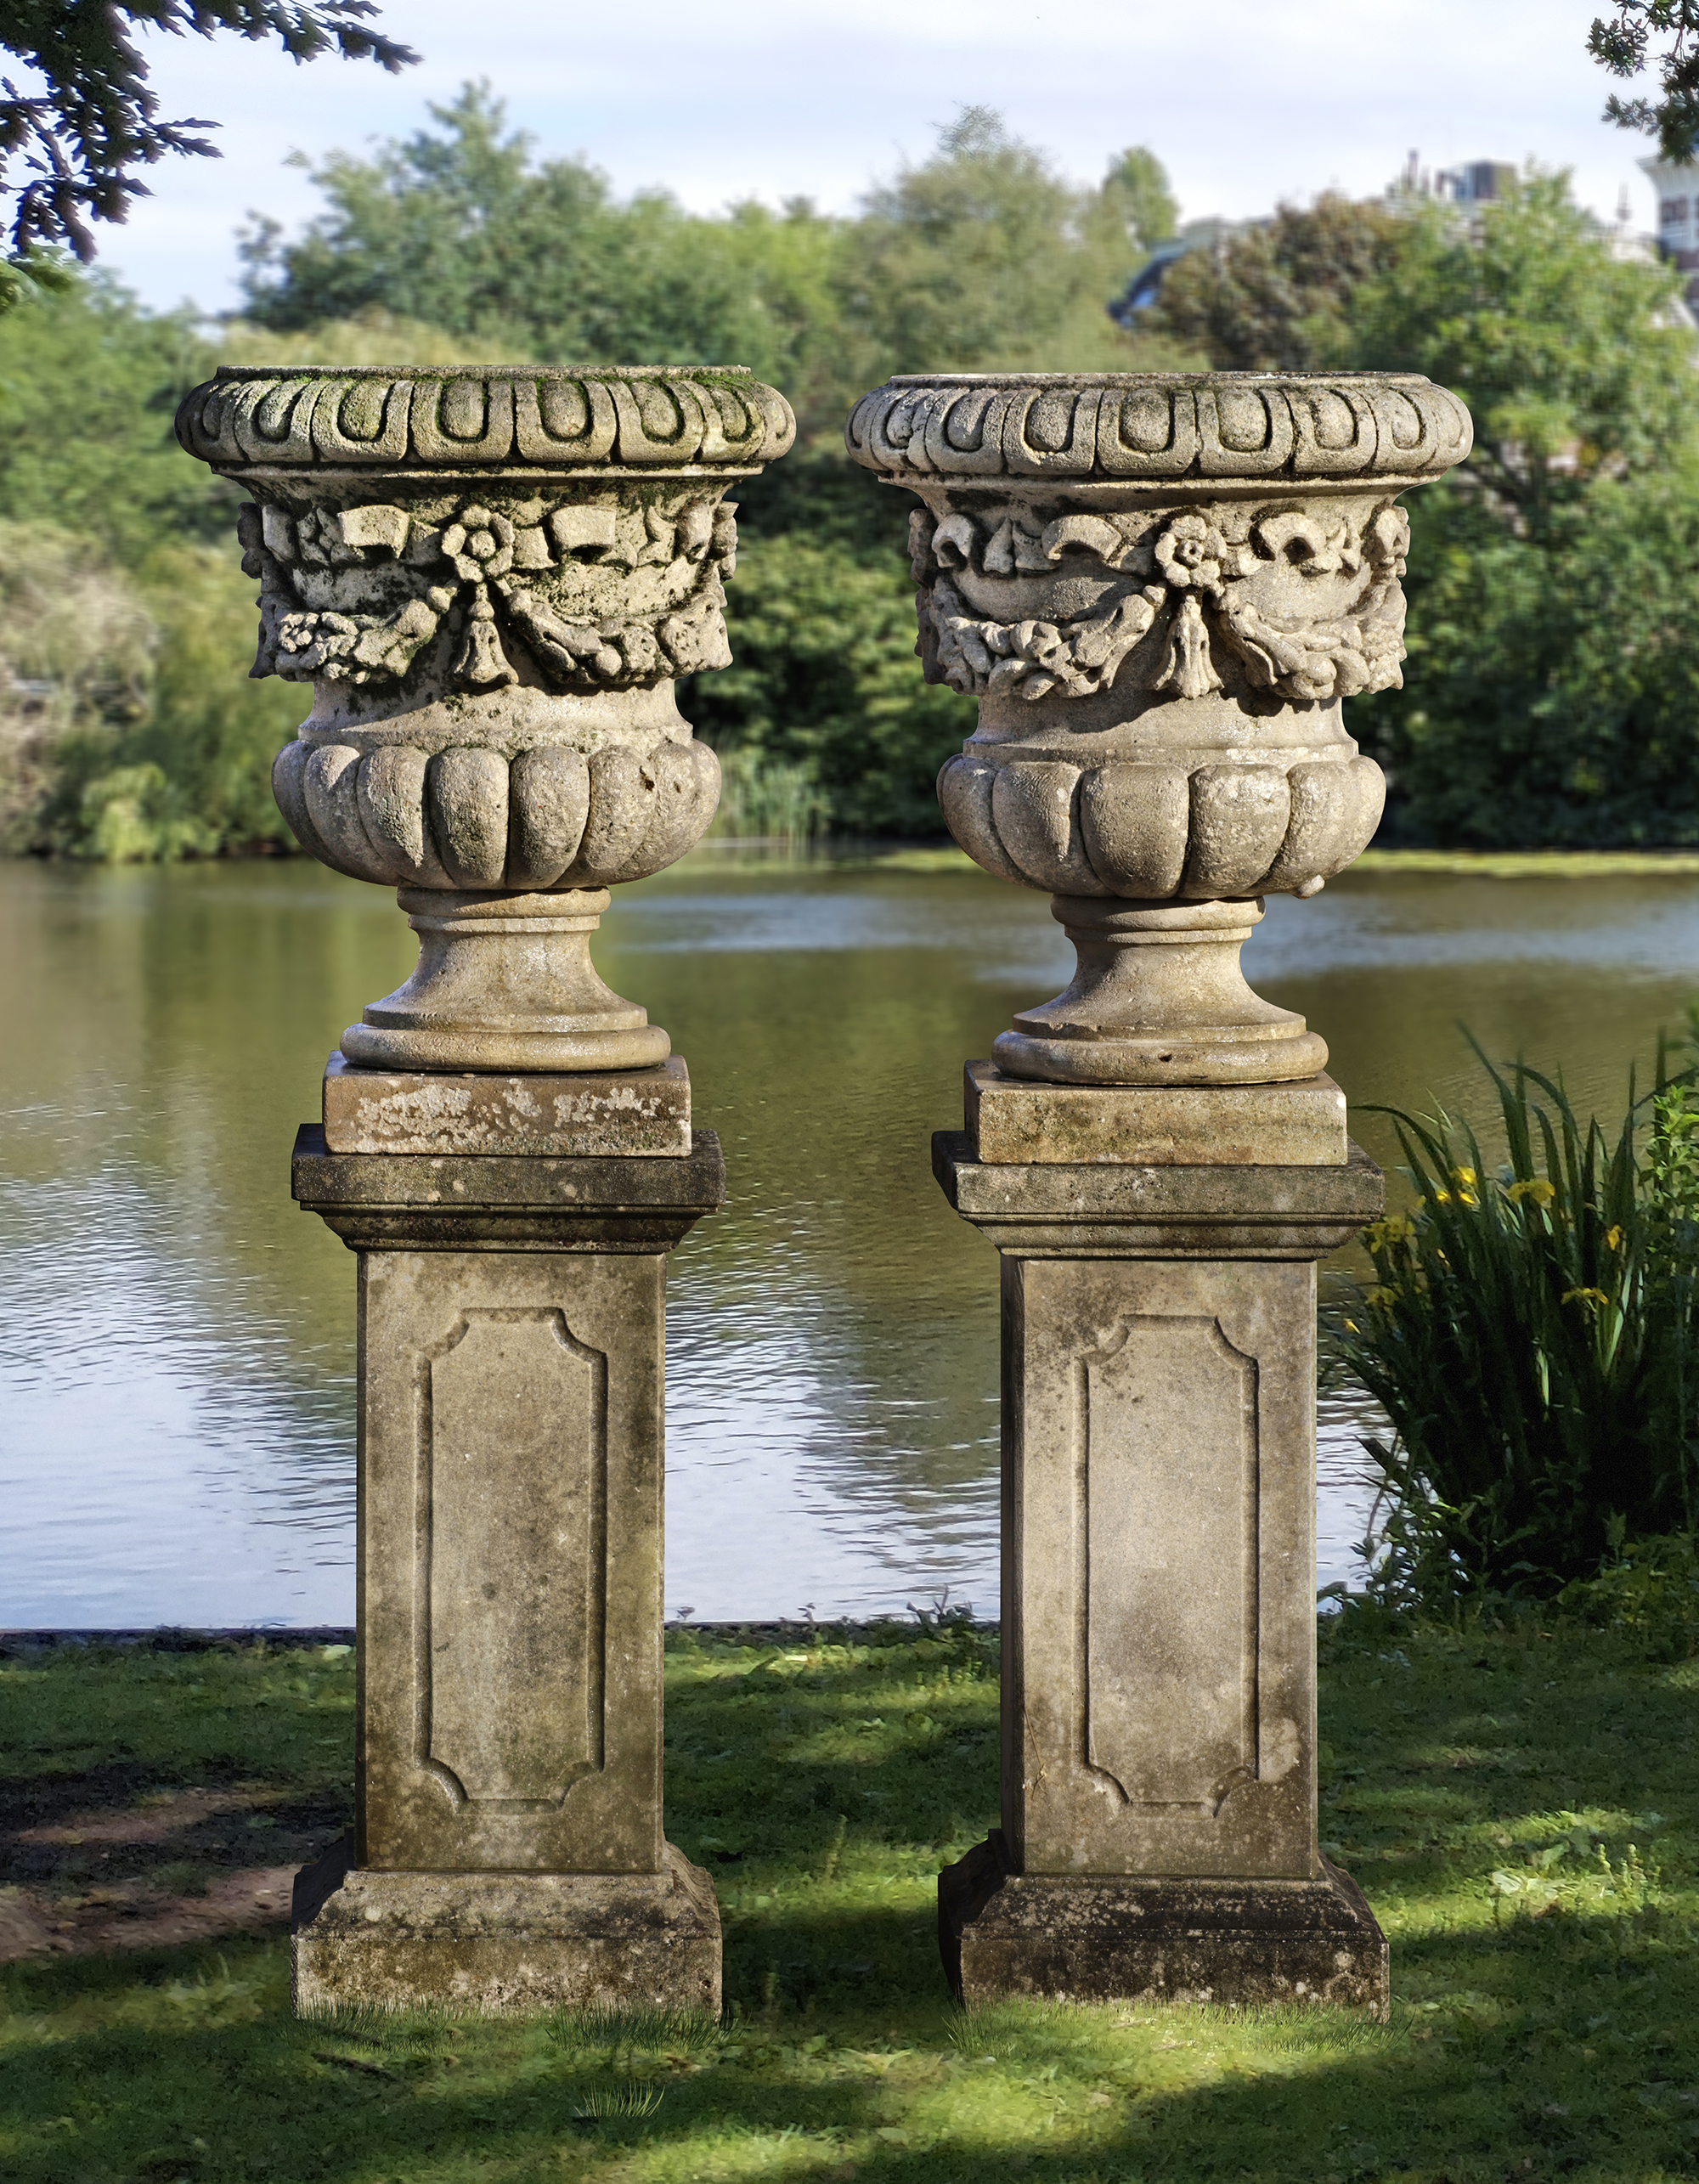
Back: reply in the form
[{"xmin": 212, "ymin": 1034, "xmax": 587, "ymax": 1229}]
[
  {"xmin": 1605, "ymin": 1225, "xmax": 1623, "ymax": 1250},
  {"xmin": 1562, "ymin": 1286, "xmax": 1610, "ymax": 1309},
  {"xmin": 1363, "ymin": 1216, "xmax": 1416, "ymax": 1251},
  {"xmin": 1507, "ymin": 1178, "xmax": 1556, "ymax": 1207},
  {"xmin": 1458, "ymin": 1192, "xmax": 1479, "ymax": 1207},
  {"xmin": 1343, "ymin": 1318, "xmax": 1359, "ymax": 1334},
  {"xmin": 1434, "ymin": 1189, "xmax": 1451, "ymax": 1205},
  {"xmin": 1453, "ymin": 1166, "xmax": 1477, "ymax": 1187},
  {"xmin": 1364, "ymin": 1286, "xmax": 1394, "ymax": 1310}
]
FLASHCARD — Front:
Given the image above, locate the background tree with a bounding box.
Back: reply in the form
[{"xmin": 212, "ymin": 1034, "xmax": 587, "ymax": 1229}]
[
  {"xmin": 844, "ymin": 105, "xmax": 1147, "ymax": 382},
  {"xmin": 0, "ymin": 3, "xmax": 414, "ymax": 300},
  {"xmin": 1103, "ymin": 145, "xmax": 1179, "ymax": 251},
  {"xmin": 1590, "ymin": 1, "xmax": 1699, "ymax": 161},
  {"xmin": 1150, "ymin": 192, "xmax": 1405, "ymax": 372},
  {"xmin": 1344, "ymin": 173, "xmax": 1699, "ymax": 846},
  {"xmin": 240, "ymin": 84, "xmax": 857, "ymax": 443},
  {"xmin": 1349, "ymin": 172, "xmax": 1694, "ymax": 538}
]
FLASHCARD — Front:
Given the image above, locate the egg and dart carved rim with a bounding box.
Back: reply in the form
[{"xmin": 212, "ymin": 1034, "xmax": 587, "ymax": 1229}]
[
  {"xmin": 180, "ymin": 363, "xmax": 796, "ymax": 483},
  {"xmin": 847, "ymin": 370, "xmax": 1473, "ymax": 494}
]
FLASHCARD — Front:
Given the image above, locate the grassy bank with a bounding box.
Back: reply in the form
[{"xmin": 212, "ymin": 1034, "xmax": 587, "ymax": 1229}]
[
  {"xmin": 1352, "ymin": 850, "xmax": 1699, "ymax": 879},
  {"xmin": 688, "ymin": 842, "xmax": 1699, "ymax": 880},
  {"xmin": 4, "ymin": 1611, "xmax": 1699, "ymax": 2182}
]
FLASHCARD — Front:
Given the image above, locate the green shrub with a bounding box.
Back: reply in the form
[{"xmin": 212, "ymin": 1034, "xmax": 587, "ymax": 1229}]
[
  {"xmin": 706, "ymin": 748, "xmax": 831, "ymax": 842},
  {"xmin": 1331, "ymin": 1037, "xmax": 1699, "ymax": 1601},
  {"xmin": 693, "ymin": 525, "xmax": 970, "ymax": 838},
  {"xmin": 1558, "ymin": 1529, "xmax": 1699, "ymax": 1658},
  {"xmin": 23, "ymin": 541, "xmax": 305, "ymax": 860}
]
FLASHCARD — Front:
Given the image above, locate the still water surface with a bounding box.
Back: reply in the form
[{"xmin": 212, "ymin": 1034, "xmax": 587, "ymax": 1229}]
[{"xmin": 5, "ymin": 853, "xmax": 1699, "ymax": 1627}]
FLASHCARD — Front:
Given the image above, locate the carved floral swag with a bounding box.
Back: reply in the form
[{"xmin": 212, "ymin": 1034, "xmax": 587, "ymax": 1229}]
[
  {"xmin": 237, "ymin": 491, "xmax": 739, "ymax": 694},
  {"xmin": 911, "ymin": 499, "xmax": 1411, "ymax": 706}
]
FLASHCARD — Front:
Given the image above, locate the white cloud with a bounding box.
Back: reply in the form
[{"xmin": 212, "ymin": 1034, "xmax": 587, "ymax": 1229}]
[{"xmin": 90, "ymin": 0, "xmax": 1650, "ymax": 314}]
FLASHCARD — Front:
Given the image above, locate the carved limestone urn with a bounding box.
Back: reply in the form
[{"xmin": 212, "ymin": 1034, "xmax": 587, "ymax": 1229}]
[
  {"xmin": 176, "ymin": 364, "xmax": 793, "ymax": 1069},
  {"xmin": 846, "ymin": 371, "xmax": 1470, "ymax": 1083}
]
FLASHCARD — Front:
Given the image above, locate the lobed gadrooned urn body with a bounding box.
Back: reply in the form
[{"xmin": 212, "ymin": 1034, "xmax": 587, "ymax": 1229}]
[
  {"xmin": 846, "ymin": 371, "xmax": 1471, "ymax": 1084},
  {"xmin": 177, "ymin": 364, "xmax": 794, "ymax": 1070}
]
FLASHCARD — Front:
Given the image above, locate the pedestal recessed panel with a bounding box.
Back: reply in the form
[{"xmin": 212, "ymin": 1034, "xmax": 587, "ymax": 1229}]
[
  {"xmin": 1082, "ymin": 1318, "xmax": 1256, "ymax": 1809},
  {"xmin": 359, "ymin": 1249, "xmax": 666, "ymax": 1875},
  {"xmin": 1006, "ymin": 1256, "xmax": 1318, "ymax": 1878},
  {"xmin": 426, "ymin": 1311, "xmax": 606, "ymax": 1805}
]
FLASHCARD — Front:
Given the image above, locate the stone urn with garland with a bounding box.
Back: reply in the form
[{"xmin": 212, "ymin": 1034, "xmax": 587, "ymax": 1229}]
[
  {"xmin": 176, "ymin": 364, "xmax": 794, "ymax": 1069},
  {"xmin": 847, "ymin": 370, "xmax": 1471, "ymax": 1083}
]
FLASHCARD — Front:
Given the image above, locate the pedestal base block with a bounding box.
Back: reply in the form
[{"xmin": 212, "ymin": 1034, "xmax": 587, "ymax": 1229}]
[
  {"xmin": 964, "ymin": 1060, "xmax": 1346, "ymax": 1166},
  {"xmin": 323, "ymin": 1052, "xmax": 691, "ymax": 1157},
  {"xmin": 291, "ymin": 1837, "xmax": 722, "ymax": 2017},
  {"xmin": 940, "ymin": 1835, "xmax": 1386, "ymax": 2015}
]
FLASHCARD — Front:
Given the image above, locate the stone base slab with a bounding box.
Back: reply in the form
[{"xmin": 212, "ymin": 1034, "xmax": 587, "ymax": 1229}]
[
  {"xmin": 291, "ymin": 1837, "xmax": 722, "ymax": 2017},
  {"xmin": 939, "ymin": 1835, "xmax": 1387, "ymax": 2015},
  {"xmin": 323, "ymin": 1052, "xmax": 691, "ymax": 1157},
  {"xmin": 964, "ymin": 1060, "xmax": 1346, "ymax": 1167}
]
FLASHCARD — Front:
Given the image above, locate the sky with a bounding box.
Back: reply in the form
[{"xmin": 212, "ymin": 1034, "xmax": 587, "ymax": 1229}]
[{"xmin": 60, "ymin": 0, "xmax": 1674, "ymax": 316}]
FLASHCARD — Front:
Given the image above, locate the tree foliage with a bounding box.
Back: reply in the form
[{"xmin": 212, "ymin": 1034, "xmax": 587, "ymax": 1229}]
[
  {"xmin": 0, "ymin": 272, "xmax": 223, "ymax": 556},
  {"xmin": 844, "ymin": 106, "xmax": 1149, "ymax": 386},
  {"xmin": 240, "ymin": 84, "xmax": 861, "ymax": 439},
  {"xmin": 1151, "ymin": 193, "xmax": 1405, "ymax": 372},
  {"xmin": 1348, "ymin": 174, "xmax": 1693, "ymax": 538},
  {"xmin": 0, "ymin": 3, "xmax": 414, "ymax": 269},
  {"xmin": 1590, "ymin": 1, "xmax": 1699, "ymax": 161},
  {"xmin": 240, "ymin": 90, "xmax": 1187, "ymax": 447},
  {"xmin": 10, "ymin": 107, "xmax": 1699, "ymax": 857},
  {"xmin": 1104, "ymin": 146, "xmax": 1178, "ymax": 251},
  {"xmin": 1343, "ymin": 174, "xmax": 1699, "ymax": 846}
]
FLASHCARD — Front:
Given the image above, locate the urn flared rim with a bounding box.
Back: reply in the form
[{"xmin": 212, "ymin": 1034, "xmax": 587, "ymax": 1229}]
[
  {"xmin": 177, "ymin": 362, "xmax": 797, "ymax": 478},
  {"xmin": 206, "ymin": 362, "xmax": 769, "ymax": 383},
  {"xmin": 879, "ymin": 369, "xmax": 1438, "ymax": 386},
  {"xmin": 846, "ymin": 370, "xmax": 1472, "ymax": 488}
]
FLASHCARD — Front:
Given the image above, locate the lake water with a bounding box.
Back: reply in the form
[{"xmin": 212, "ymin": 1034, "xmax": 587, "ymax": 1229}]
[{"xmin": 6, "ymin": 851, "xmax": 1699, "ymax": 1628}]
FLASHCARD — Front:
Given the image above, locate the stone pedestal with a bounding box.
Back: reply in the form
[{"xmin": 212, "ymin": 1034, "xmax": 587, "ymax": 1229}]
[
  {"xmin": 288, "ymin": 1103, "xmax": 725, "ymax": 2015},
  {"xmin": 842, "ymin": 369, "xmax": 1461, "ymax": 2015},
  {"xmin": 933, "ymin": 1065, "xmax": 1387, "ymax": 2012},
  {"xmin": 171, "ymin": 362, "xmax": 794, "ymax": 2018}
]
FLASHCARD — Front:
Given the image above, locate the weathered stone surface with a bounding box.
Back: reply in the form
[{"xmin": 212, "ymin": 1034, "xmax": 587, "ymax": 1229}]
[
  {"xmin": 176, "ymin": 365, "xmax": 794, "ymax": 1072},
  {"xmin": 994, "ymin": 896, "xmax": 1329, "ymax": 1087},
  {"xmin": 292, "ymin": 1125, "xmax": 725, "ymax": 1251},
  {"xmin": 934, "ymin": 1130, "xmax": 1380, "ymax": 1257},
  {"xmin": 288, "ymin": 1131, "xmax": 725, "ymax": 2014},
  {"xmin": 965, "ymin": 1060, "xmax": 1346, "ymax": 1166},
  {"xmin": 998, "ymin": 1253, "xmax": 1323, "ymax": 1878},
  {"xmin": 936, "ymin": 1116, "xmax": 1386, "ymax": 2008},
  {"xmin": 324, "ymin": 1053, "xmax": 691, "ymax": 1156},
  {"xmin": 293, "ymin": 1836, "xmax": 721, "ymax": 2016},
  {"xmin": 847, "ymin": 370, "xmax": 1470, "ymax": 1086},
  {"xmin": 940, "ymin": 1833, "xmax": 1386, "ymax": 2013},
  {"xmin": 356, "ymin": 1245, "xmax": 672, "ymax": 1873},
  {"xmin": 339, "ymin": 888, "xmax": 672, "ymax": 1075}
]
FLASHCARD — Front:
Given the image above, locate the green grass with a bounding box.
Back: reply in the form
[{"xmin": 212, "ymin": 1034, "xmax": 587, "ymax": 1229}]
[
  {"xmin": 5, "ymin": 1612, "xmax": 1699, "ymax": 2180},
  {"xmin": 684, "ymin": 842, "xmax": 1699, "ymax": 882},
  {"xmin": 1354, "ymin": 849, "xmax": 1699, "ymax": 878}
]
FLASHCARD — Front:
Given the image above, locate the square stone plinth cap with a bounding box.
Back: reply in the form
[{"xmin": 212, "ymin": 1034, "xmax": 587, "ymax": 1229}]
[
  {"xmin": 934, "ymin": 1129, "xmax": 1382, "ymax": 1259},
  {"xmin": 323, "ymin": 1052, "xmax": 690, "ymax": 1157},
  {"xmin": 965, "ymin": 1061, "xmax": 1347, "ymax": 1167}
]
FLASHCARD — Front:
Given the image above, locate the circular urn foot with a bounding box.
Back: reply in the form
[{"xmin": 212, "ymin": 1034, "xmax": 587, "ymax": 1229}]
[
  {"xmin": 993, "ymin": 1023, "xmax": 1328, "ymax": 1087},
  {"xmin": 995, "ymin": 895, "xmax": 1329, "ymax": 1089},
  {"xmin": 340, "ymin": 887, "xmax": 671, "ymax": 1075}
]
